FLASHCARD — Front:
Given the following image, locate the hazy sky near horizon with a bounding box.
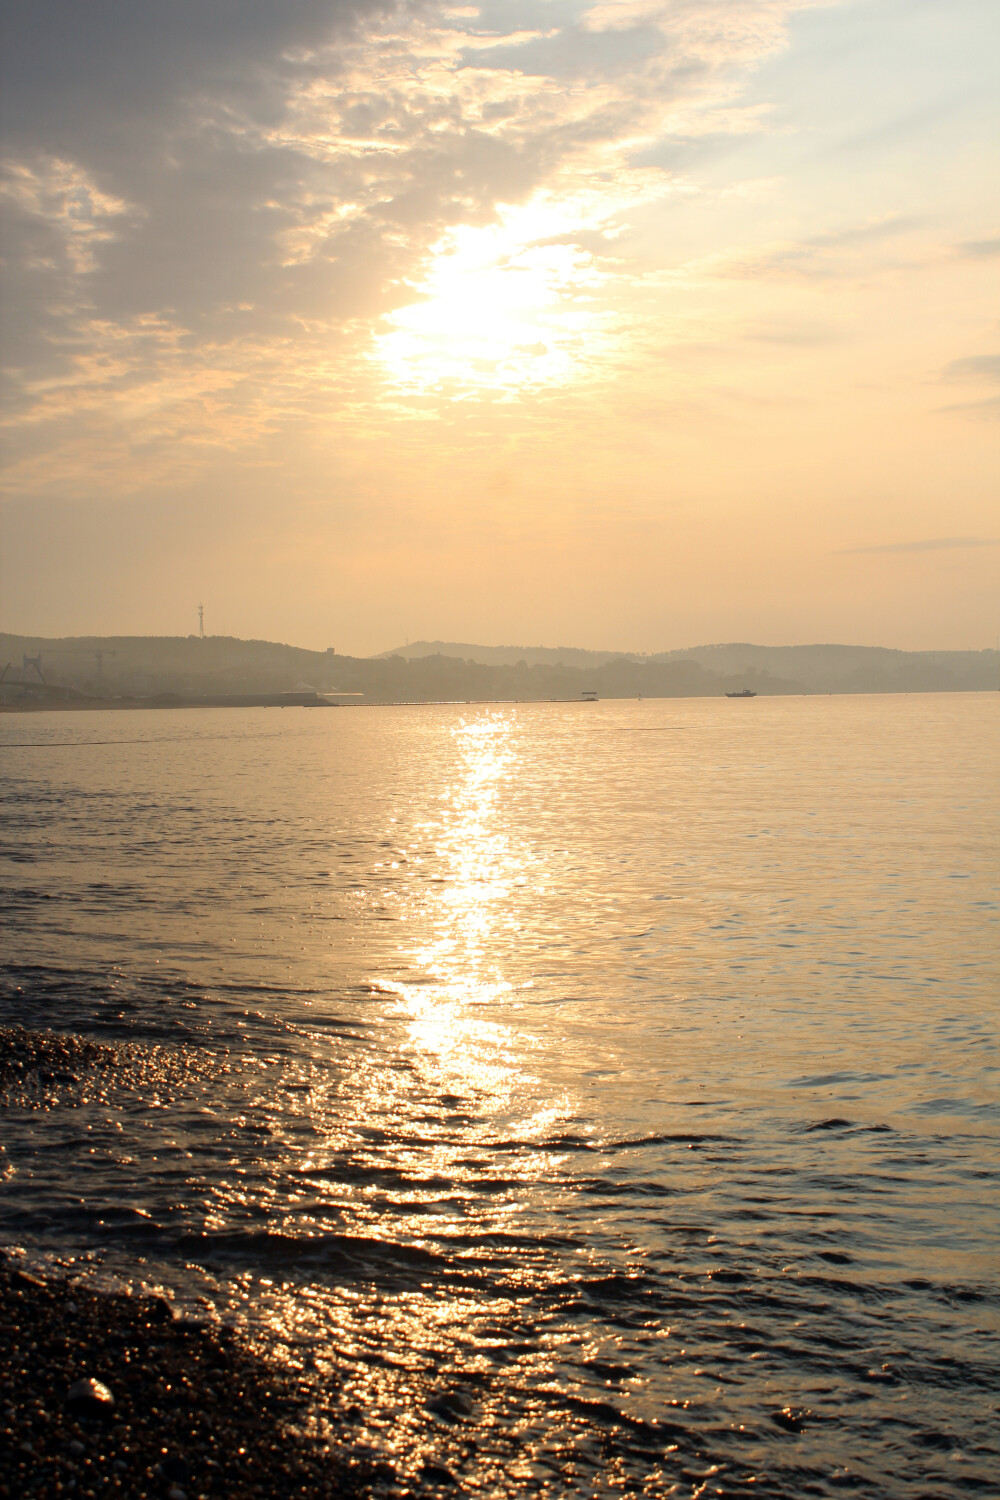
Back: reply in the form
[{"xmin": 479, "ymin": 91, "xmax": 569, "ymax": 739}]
[{"xmin": 1, "ymin": 0, "xmax": 997, "ymax": 654}]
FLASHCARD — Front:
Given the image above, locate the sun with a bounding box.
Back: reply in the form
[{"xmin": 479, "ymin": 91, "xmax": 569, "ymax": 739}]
[{"xmin": 374, "ymin": 199, "xmax": 612, "ymax": 398}]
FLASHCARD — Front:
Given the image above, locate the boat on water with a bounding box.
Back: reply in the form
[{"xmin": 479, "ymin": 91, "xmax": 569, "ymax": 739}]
[
  {"xmin": 725, "ymin": 689, "xmax": 757, "ymax": 698},
  {"xmin": 581, "ymin": 690, "xmax": 599, "ymax": 701}
]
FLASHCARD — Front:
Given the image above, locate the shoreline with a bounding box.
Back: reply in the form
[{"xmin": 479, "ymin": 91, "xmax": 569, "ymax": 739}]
[
  {"xmin": 0, "ymin": 1257, "xmax": 380, "ymax": 1500},
  {"xmin": 3, "ymin": 689, "xmax": 995, "ymax": 714},
  {"xmin": 0, "ymin": 1026, "xmax": 449, "ymax": 1499},
  {"xmin": 0, "ymin": 696, "xmax": 606, "ymax": 713}
]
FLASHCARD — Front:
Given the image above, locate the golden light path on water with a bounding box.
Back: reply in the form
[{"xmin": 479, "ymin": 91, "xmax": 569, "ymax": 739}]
[
  {"xmin": 241, "ymin": 715, "xmax": 593, "ymax": 1491},
  {"xmin": 379, "ymin": 713, "xmax": 569, "ymax": 1137}
]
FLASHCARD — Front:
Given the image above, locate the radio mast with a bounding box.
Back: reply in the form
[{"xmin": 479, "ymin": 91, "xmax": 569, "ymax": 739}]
[{"xmin": 198, "ymin": 603, "xmax": 204, "ymax": 638}]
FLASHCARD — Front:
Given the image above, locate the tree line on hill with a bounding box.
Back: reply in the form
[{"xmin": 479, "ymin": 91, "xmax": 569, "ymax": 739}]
[{"xmin": 1, "ymin": 632, "xmax": 996, "ymax": 705}]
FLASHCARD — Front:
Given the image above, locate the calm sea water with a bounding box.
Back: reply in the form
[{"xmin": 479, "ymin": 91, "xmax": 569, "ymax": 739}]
[{"xmin": 2, "ymin": 694, "xmax": 998, "ymax": 1497}]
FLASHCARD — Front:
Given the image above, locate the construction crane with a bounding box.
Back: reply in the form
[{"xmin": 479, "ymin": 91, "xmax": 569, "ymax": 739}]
[{"xmin": 22, "ymin": 648, "xmax": 117, "ymax": 682}]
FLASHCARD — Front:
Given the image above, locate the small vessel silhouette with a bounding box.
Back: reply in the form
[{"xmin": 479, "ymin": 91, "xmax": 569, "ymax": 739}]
[{"xmin": 725, "ymin": 689, "xmax": 757, "ymax": 698}]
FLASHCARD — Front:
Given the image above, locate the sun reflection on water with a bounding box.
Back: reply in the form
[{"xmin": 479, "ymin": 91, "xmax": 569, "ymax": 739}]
[{"xmin": 376, "ymin": 713, "xmax": 562, "ymax": 1127}]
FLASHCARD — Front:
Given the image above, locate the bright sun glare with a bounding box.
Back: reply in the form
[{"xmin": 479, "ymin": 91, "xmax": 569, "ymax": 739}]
[
  {"xmin": 373, "ymin": 714, "xmax": 571, "ymax": 1133},
  {"xmin": 375, "ymin": 199, "xmax": 614, "ymax": 397}
]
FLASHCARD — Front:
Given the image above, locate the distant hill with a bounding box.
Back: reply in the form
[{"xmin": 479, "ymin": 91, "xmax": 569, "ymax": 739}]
[
  {"xmin": 649, "ymin": 642, "xmax": 999, "ymax": 694},
  {"xmin": 1, "ymin": 632, "xmax": 996, "ymax": 707},
  {"xmin": 382, "ymin": 639, "xmax": 999, "ymax": 694},
  {"xmin": 1, "ymin": 634, "xmax": 347, "ymax": 702},
  {"xmin": 378, "ymin": 640, "xmax": 624, "ymax": 669}
]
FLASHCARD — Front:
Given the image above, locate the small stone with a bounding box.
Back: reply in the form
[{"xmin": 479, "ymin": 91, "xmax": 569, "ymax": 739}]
[
  {"xmin": 167, "ymin": 1488, "xmax": 187, "ymax": 1500},
  {"xmin": 13, "ymin": 1270, "xmax": 47, "ymax": 1290},
  {"xmin": 19, "ymin": 1439, "xmax": 34, "ymax": 1455},
  {"xmin": 67, "ymin": 1376, "xmax": 115, "ymax": 1416},
  {"xmin": 421, "ymin": 1460, "xmax": 457, "ymax": 1485},
  {"xmin": 68, "ymin": 1439, "xmax": 86, "ymax": 1456},
  {"xmin": 426, "ymin": 1390, "xmax": 473, "ymax": 1422},
  {"xmin": 771, "ymin": 1406, "xmax": 811, "ymax": 1433}
]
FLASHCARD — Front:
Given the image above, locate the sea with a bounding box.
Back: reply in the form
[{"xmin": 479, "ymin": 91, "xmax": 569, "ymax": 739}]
[{"xmin": 1, "ymin": 693, "xmax": 997, "ymax": 1498}]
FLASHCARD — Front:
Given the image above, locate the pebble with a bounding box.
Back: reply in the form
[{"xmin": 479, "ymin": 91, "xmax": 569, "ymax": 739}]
[
  {"xmin": 67, "ymin": 1375, "xmax": 115, "ymax": 1415},
  {"xmin": 426, "ymin": 1390, "xmax": 473, "ymax": 1422},
  {"xmin": 771, "ymin": 1406, "xmax": 811, "ymax": 1434},
  {"xmin": 163, "ymin": 1453, "xmax": 191, "ymax": 1482},
  {"xmin": 421, "ymin": 1459, "xmax": 457, "ymax": 1485},
  {"xmin": 1, "ymin": 1260, "xmax": 373, "ymax": 1498}
]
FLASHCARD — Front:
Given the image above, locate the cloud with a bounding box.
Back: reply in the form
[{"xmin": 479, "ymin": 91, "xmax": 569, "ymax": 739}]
[
  {"xmin": 0, "ymin": 2, "xmax": 384, "ymax": 149},
  {"xmin": 937, "ymin": 356, "xmax": 1000, "ymax": 420},
  {"xmin": 837, "ymin": 537, "xmax": 1000, "ymax": 556},
  {"xmin": 941, "ymin": 354, "xmax": 1000, "ymax": 384},
  {"xmin": 2, "ymin": 0, "xmax": 829, "ymax": 493},
  {"xmin": 0, "ymin": 155, "xmax": 131, "ymax": 273},
  {"xmin": 938, "ymin": 396, "xmax": 1000, "ymax": 421},
  {"xmin": 706, "ymin": 213, "xmax": 929, "ymax": 282},
  {"xmin": 958, "ymin": 235, "xmax": 1000, "ymax": 258}
]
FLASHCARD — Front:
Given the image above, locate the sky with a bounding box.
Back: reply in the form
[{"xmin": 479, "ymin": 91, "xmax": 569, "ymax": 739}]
[{"xmin": 1, "ymin": 0, "xmax": 997, "ymax": 654}]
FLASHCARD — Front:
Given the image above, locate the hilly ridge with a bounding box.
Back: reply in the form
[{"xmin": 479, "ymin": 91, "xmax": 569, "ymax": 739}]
[
  {"xmin": 1, "ymin": 632, "xmax": 996, "ymax": 706},
  {"xmin": 378, "ymin": 639, "xmax": 998, "ymax": 695}
]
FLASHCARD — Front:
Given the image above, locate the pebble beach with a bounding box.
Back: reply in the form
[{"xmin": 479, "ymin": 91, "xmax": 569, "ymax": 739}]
[
  {"xmin": 0, "ymin": 1257, "xmax": 382, "ymax": 1500},
  {"xmin": 1, "ymin": 1028, "xmax": 382, "ymax": 1500}
]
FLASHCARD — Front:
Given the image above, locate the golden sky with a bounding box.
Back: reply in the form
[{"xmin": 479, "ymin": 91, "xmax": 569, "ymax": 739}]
[{"xmin": 1, "ymin": 0, "xmax": 997, "ymax": 651}]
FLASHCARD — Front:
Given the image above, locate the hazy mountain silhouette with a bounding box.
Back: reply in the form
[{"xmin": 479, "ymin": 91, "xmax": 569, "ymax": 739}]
[
  {"xmin": 1, "ymin": 633, "xmax": 996, "ymax": 706},
  {"xmin": 380, "ymin": 639, "xmax": 998, "ymax": 694}
]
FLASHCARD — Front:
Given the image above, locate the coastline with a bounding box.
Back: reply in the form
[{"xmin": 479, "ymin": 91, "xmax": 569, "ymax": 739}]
[
  {"xmin": 0, "ymin": 1257, "xmax": 380, "ymax": 1499},
  {"xmin": 0, "ymin": 697, "xmax": 606, "ymax": 713},
  {"xmin": 0, "ymin": 1026, "xmax": 432, "ymax": 1499}
]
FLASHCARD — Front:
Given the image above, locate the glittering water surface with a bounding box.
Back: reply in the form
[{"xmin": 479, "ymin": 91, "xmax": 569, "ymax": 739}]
[{"xmin": 2, "ymin": 695, "xmax": 998, "ymax": 1497}]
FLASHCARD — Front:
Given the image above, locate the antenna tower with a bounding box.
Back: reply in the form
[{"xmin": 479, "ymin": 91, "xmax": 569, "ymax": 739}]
[{"xmin": 198, "ymin": 603, "xmax": 204, "ymax": 638}]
